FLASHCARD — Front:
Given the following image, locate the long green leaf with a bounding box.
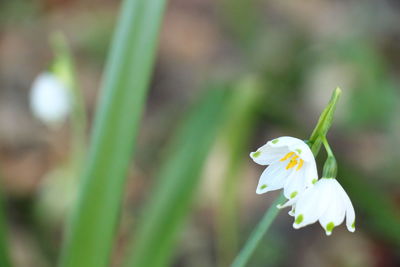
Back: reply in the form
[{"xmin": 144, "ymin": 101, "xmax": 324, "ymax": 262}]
[
  {"xmin": 125, "ymin": 86, "xmax": 231, "ymax": 267},
  {"xmin": 59, "ymin": 0, "xmax": 167, "ymax": 266}
]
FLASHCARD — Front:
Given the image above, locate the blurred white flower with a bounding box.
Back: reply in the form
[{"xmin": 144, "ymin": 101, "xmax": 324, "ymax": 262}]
[
  {"xmin": 30, "ymin": 72, "xmax": 71, "ymax": 125},
  {"xmin": 291, "ymin": 177, "xmax": 355, "ymax": 236},
  {"xmin": 250, "ymin": 136, "xmax": 318, "ymax": 201}
]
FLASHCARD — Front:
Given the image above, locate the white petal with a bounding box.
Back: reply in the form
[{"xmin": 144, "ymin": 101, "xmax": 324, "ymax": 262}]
[
  {"xmin": 256, "ymin": 161, "xmax": 291, "ymax": 194},
  {"xmin": 292, "ymin": 179, "xmax": 330, "ymax": 229},
  {"xmin": 291, "ymin": 143, "xmax": 315, "ymax": 163},
  {"xmin": 344, "ymin": 199, "xmax": 356, "ymax": 232},
  {"xmin": 250, "ymin": 136, "xmax": 316, "ymax": 165},
  {"xmin": 292, "ymin": 188, "xmax": 321, "ymax": 228},
  {"xmin": 318, "ymin": 180, "xmax": 346, "ymax": 236},
  {"xmin": 336, "ymin": 180, "xmax": 356, "ymax": 232},
  {"xmin": 277, "ymin": 197, "xmax": 296, "ymax": 209},
  {"xmin": 250, "ymin": 145, "xmax": 288, "ymax": 165},
  {"xmin": 304, "ymin": 160, "xmax": 319, "ymax": 187},
  {"xmin": 268, "ymin": 136, "xmax": 305, "ymax": 148},
  {"xmin": 283, "ymin": 168, "xmax": 308, "ymax": 200},
  {"xmin": 279, "ymin": 137, "xmax": 314, "ymax": 163},
  {"xmin": 282, "ymin": 157, "xmax": 318, "ymax": 203}
]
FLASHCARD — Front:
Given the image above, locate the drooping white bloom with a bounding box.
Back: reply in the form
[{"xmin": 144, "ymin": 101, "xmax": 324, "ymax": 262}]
[
  {"xmin": 291, "ymin": 178, "xmax": 355, "ymax": 235},
  {"xmin": 30, "ymin": 72, "xmax": 71, "ymax": 125},
  {"xmin": 250, "ymin": 136, "xmax": 318, "ymax": 201}
]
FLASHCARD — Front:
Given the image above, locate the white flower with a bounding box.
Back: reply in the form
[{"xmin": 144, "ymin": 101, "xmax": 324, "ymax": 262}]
[
  {"xmin": 30, "ymin": 72, "xmax": 71, "ymax": 125},
  {"xmin": 291, "ymin": 178, "xmax": 355, "ymax": 235},
  {"xmin": 250, "ymin": 136, "xmax": 318, "ymax": 201}
]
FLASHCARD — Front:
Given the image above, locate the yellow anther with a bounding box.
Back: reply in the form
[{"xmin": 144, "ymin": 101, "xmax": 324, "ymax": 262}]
[
  {"xmin": 280, "ymin": 152, "xmax": 294, "ymax": 162},
  {"xmin": 286, "ymin": 160, "xmax": 298, "ymax": 170},
  {"xmin": 292, "ymin": 155, "xmax": 299, "ymax": 161},
  {"xmin": 296, "ymin": 159, "xmax": 304, "ymax": 171}
]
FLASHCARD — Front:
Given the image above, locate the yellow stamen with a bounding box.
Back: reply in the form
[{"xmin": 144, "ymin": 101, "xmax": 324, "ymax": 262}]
[
  {"xmin": 281, "ymin": 152, "xmax": 303, "ymax": 171},
  {"xmin": 296, "ymin": 159, "xmax": 304, "ymax": 171},
  {"xmin": 280, "ymin": 152, "xmax": 294, "ymax": 162},
  {"xmin": 286, "ymin": 159, "xmax": 298, "ymax": 170}
]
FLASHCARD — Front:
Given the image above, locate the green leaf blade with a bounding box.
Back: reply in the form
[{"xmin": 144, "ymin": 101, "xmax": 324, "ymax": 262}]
[
  {"xmin": 59, "ymin": 0, "xmax": 167, "ymax": 267},
  {"xmin": 125, "ymin": 86, "xmax": 231, "ymax": 267}
]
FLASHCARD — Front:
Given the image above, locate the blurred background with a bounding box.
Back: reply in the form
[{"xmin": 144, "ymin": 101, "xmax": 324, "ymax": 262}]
[{"xmin": 0, "ymin": 0, "xmax": 400, "ymax": 266}]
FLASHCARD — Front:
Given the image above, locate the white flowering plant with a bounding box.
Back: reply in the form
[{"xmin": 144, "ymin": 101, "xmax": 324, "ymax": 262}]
[
  {"xmin": 31, "ymin": 34, "xmax": 88, "ymax": 227},
  {"xmin": 234, "ymin": 88, "xmax": 355, "ymax": 267},
  {"xmin": 250, "ymin": 134, "xmax": 355, "ymax": 236}
]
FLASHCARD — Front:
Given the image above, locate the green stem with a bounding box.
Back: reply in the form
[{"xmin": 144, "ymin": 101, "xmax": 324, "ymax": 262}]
[
  {"xmin": 50, "ymin": 32, "xmax": 87, "ymax": 167},
  {"xmin": 231, "ymin": 194, "xmax": 285, "ymax": 267},
  {"xmin": 321, "ymin": 136, "xmax": 334, "ymax": 157},
  {"xmin": 321, "ymin": 137, "xmax": 338, "ymax": 178}
]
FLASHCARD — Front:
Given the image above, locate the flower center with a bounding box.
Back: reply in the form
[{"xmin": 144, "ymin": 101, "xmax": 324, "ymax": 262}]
[{"xmin": 280, "ymin": 152, "xmax": 304, "ymax": 171}]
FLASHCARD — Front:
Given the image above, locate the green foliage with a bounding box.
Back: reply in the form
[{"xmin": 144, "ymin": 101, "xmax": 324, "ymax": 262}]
[
  {"xmin": 216, "ymin": 76, "xmax": 263, "ymax": 266},
  {"xmin": 319, "ymin": 40, "xmax": 397, "ymax": 130},
  {"xmin": 0, "ymin": 0, "xmax": 39, "ymax": 25},
  {"xmin": 125, "ymin": 86, "xmax": 231, "ymax": 267},
  {"xmin": 218, "ymin": 0, "xmax": 260, "ymax": 47},
  {"xmin": 0, "ymin": 192, "xmax": 11, "ymax": 267},
  {"xmin": 59, "ymin": 0, "xmax": 167, "ymax": 267}
]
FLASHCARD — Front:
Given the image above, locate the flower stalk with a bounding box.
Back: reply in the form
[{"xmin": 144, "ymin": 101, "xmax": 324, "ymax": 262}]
[
  {"xmin": 50, "ymin": 32, "xmax": 87, "ymax": 166},
  {"xmin": 321, "ymin": 137, "xmax": 337, "ymax": 178}
]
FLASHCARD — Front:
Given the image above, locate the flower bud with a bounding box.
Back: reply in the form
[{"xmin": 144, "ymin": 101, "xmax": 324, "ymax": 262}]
[{"xmin": 30, "ymin": 72, "xmax": 71, "ymax": 126}]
